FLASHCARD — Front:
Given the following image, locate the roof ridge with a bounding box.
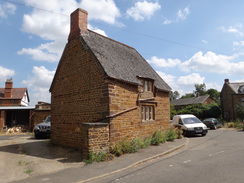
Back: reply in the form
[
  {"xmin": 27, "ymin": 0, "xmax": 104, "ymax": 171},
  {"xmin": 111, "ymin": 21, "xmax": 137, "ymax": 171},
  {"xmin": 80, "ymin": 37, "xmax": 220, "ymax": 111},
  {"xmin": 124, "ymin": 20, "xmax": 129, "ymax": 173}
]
[{"xmin": 87, "ymin": 29, "xmax": 135, "ymax": 50}]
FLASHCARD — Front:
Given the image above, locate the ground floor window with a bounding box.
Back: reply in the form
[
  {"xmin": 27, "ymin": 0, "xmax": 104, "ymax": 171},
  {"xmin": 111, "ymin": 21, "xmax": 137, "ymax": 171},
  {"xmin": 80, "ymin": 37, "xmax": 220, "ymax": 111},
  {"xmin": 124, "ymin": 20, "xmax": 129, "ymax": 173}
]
[{"xmin": 141, "ymin": 105, "xmax": 155, "ymax": 121}]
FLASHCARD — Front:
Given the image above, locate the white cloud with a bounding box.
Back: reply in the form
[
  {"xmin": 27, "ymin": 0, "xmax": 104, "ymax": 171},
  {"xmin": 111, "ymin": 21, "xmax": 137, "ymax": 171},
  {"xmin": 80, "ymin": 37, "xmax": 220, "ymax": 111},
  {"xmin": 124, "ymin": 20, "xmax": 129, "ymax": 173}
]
[
  {"xmin": 163, "ymin": 6, "xmax": 190, "ymax": 25},
  {"xmin": 221, "ymin": 24, "xmax": 244, "ymax": 37},
  {"xmin": 0, "ymin": 66, "xmax": 15, "ymax": 82},
  {"xmin": 22, "ymin": 66, "xmax": 55, "ymax": 105},
  {"xmin": 19, "ymin": 0, "xmax": 118, "ymax": 62},
  {"xmin": 157, "ymin": 71, "xmax": 175, "ymax": 86},
  {"xmin": 163, "ymin": 19, "xmax": 172, "ymax": 25},
  {"xmin": 202, "ymin": 40, "xmax": 208, "ymax": 44},
  {"xmin": 18, "ymin": 41, "xmax": 62, "ymax": 62},
  {"xmin": 80, "ymin": 0, "xmax": 120, "ymax": 24},
  {"xmin": 0, "ymin": 2, "xmax": 16, "ymax": 18},
  {"xmin": 233, "ymin": 41, "xmax": 244, "ymax": 47},
  {"xmin": 177, "ymin": 73, "xmax": 205, "ymax": 85},
  {"xmin": 126, "ymin": 0, "xmax": 161, "ymax": 21},
  {"xmin": 147, "ymin": 56, "xmax": 181, "ymax": 67},
  {"xmin": 156, "ymin": 71, "xmax": 206, "ymax": 96},
  {"xmin": 88, "ymin": 24, "xmax": 107, "ymax": 37},
  {"xmin": 180, "ymin": 51, "xmax": 242, "ymax": 75},
  {"xmin": 177, "ymin": 7, "xmax": 190, "ymax": 21}
]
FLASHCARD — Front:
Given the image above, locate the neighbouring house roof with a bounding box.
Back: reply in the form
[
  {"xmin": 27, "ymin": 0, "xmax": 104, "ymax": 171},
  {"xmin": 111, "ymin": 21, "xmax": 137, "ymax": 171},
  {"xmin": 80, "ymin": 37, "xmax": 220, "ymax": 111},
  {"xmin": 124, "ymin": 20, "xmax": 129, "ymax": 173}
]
[
  {"xmin": 79, "ymin": 30, "xmax": 171, "ymax": 92},
  {"xmin": 171, "ymin": 95, "xmax": 210, "ymax": 106},
  {"xmin": 0, "ymin": 88, "xmax": 28, "ymax": 99},
  {"xmin": 228, "ymin": 82, "xmax": 244, "ymax": 94}
]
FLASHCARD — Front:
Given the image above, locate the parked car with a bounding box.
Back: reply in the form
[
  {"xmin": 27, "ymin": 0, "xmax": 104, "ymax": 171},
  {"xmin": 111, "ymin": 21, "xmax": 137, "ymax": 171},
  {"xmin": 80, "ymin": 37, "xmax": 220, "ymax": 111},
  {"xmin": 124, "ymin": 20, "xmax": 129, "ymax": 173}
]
[
  {"xmin": 34, "ymin": 116, "xmax": 51, "ymax": 139},
  {"xmin": 203, "ymin": 118, "xmax": 222, "ymax": 130},
  {"xmin": 171, "ymin": 114, "xmax": 208, "ymax": 137}
]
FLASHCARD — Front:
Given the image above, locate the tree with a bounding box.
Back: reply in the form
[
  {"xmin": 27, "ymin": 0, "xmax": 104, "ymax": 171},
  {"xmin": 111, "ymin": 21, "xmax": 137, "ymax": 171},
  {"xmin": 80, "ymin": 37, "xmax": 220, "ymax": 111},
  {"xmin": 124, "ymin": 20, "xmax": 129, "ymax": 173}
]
[
  {"xmin": 181, "ymin": 93, "xmax": 195, "ymax": 99},
  {"xmin": 170, "ymin": 91, "xmax": 180, "ymax": 100},
  {"xmin": 194, "ymin": 83, "xmax": 206, "ymax": 96},
  {"xmin": 236, "ymin": 103, "xmax": 244, "ymax": 120},
  {"xmin": 206, "ymin": 88, "xmax": 220, "ymax": 104}
]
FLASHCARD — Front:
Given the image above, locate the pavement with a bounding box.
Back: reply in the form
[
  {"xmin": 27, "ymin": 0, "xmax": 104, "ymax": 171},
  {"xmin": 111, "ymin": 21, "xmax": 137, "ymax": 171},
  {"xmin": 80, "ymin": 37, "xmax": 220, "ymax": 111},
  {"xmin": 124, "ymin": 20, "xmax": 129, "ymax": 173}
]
[{"xmin": 14, "ymin": 137, "xmax": 189, "ymax": 183}]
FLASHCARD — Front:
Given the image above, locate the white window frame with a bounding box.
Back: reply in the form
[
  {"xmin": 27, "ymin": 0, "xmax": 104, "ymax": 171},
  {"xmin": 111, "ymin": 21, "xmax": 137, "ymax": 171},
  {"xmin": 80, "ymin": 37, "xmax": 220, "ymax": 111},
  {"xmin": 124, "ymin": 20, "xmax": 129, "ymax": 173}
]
[{"xmin": 141, "ymin": 105, "xmax": 155, "ymax": 121}]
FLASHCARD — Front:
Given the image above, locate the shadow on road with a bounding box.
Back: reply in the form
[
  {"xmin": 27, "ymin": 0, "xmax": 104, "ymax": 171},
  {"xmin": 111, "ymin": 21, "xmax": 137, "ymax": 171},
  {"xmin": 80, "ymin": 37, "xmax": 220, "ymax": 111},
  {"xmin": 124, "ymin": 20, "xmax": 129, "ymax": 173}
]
[{"xmin": 0, "ymin": 135, "xmax": 83, "ymax": 163}]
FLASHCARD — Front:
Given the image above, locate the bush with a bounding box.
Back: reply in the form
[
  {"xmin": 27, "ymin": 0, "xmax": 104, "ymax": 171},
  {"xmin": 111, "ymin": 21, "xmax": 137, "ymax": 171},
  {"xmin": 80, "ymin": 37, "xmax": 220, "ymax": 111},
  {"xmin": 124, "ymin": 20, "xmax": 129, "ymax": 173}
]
[
  {"xmin": 151, "ymin": 130, "xmax": 167, "ymax": 145},
  {"xmin": 166, "ymin": 129, "xmax": 178, "ymax": 141},
  {"xmin": 110, "ymin": 129, "xmax": 178, "ymax": 158},
  {"xmin": 85, "ymin": 151, "xmax": 113, "ymax": 164}
]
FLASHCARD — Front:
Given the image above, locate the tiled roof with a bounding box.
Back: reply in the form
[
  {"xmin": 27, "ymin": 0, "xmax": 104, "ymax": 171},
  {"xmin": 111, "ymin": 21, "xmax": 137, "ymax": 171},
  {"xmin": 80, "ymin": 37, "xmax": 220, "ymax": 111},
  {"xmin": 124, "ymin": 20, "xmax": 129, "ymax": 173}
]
[
  {"xmin": 228, "ymin": 82, "xmax": 244, "ymax": 94},
  {"xmin": 80, "ymin": 30, "xmax": 171, "ymax": 92},
  {"xmin": 0, "ymin": 88, "xmax": 27, "ymax": 99},
  {"xmin": 171, "ymin": 95, "xmax": 210, "ymax": 106}
]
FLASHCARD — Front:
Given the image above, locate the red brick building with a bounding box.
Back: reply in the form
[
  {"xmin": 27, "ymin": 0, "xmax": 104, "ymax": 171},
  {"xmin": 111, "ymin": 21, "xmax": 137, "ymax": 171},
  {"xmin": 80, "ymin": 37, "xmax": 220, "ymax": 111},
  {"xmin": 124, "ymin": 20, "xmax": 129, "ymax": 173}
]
[
  {"xmin": 0, "ymin": 79, "xmax": 31, "ymax": 129},
  {"xmin": 50, "ymin": 8, "xmax": 171, "ymax": 157},
  {"xmin": 0, "ymin": 79, "xmax": 29, "ymax": 107},
  {"xmin": 221, "ymin": 79, "xmax": 244, "ymax": 121}
]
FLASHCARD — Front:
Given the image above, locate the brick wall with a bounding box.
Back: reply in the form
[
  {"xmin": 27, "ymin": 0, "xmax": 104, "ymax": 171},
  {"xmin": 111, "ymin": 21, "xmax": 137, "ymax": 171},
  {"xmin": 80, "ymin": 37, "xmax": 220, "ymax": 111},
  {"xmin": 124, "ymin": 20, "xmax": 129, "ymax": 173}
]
[
  {"xmin": 82, "ymin": 122, "xmax": 109, "ymax": 158},
  {"xmin": 108, "ymin": 79, "xmax": 170, "ymax": 145},
  {"xmin": 221, "ymin": 84, "xmax": 235, "ymax": 121},
  {"xmin": 51, "ymin": 37, "xmax": 109, "ymax": 151}
]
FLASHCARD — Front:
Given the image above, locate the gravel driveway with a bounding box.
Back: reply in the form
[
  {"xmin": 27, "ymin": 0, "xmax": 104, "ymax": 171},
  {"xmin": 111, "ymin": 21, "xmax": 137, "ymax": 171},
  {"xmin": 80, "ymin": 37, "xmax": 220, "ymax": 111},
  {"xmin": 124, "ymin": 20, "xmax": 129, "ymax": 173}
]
[{"xmin": 0, "ymin": 134, "xmax": 84, "ymax": 183}]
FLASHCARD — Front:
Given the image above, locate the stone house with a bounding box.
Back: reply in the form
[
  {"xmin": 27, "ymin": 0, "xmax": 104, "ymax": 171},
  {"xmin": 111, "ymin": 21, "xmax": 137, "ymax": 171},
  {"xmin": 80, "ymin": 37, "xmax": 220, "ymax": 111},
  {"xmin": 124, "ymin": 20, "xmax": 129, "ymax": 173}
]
[
  {"xmin": 221, "ymin": 79, "xmax": 244, "ymax": 121},
  {"xmin": 171, "ymin": 95, "xmax": 212, "ymax": 110},
  {"xmin": 49, "ymin": 8, "xmax": 171, "ymax": 157}
]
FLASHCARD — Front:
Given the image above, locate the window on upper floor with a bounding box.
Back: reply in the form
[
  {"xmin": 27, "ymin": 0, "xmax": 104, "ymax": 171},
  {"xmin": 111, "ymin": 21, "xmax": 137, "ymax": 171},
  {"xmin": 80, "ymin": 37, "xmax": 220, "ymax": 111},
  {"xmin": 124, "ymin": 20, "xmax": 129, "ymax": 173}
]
[{"xmin": 142, "ymin": 80, "xmax": 153, "ymax": 92}]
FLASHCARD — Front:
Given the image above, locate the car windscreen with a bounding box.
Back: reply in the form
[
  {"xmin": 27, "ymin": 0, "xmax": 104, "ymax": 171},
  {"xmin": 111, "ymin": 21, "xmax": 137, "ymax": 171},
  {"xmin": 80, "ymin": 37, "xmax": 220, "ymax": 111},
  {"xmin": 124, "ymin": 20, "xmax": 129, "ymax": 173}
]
[
  {"xmin": 182, "ymin": 117, "xmax": 202, "ymax": 124},
  {"xmin": 44, "ymin": 116, "xmax": 51, "ymax": 123}
]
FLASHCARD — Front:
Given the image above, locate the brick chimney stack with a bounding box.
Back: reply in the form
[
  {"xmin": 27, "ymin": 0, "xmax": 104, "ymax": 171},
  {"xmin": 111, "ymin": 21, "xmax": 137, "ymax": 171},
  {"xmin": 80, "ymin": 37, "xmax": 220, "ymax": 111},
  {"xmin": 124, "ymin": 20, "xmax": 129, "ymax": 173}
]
[
  {"xmin": 68, "ymin": 8, "xmax": 88, "ymax": 42},
  {"xmin": 4, "ymin": 79, "xmax": 13, "ymax": 98},
  {"xmin": 224, "ymin": 79, "xmax": 229, "ymax": 84}
]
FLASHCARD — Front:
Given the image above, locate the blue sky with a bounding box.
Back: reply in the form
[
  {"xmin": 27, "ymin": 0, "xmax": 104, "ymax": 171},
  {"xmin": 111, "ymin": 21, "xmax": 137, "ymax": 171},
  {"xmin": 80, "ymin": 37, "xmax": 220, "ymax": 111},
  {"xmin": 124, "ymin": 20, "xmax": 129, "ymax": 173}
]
[{"xmin": 1, "ymin": 0, "xmax": 244, "ymax": 106}]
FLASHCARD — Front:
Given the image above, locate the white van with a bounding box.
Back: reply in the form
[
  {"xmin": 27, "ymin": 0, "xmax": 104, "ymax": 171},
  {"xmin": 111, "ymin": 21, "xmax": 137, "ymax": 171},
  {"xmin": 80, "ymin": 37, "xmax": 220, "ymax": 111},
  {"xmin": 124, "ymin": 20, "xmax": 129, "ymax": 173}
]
[{"xmin": 172, "ymin": 114, "xmax": 208, "ymax": 136}]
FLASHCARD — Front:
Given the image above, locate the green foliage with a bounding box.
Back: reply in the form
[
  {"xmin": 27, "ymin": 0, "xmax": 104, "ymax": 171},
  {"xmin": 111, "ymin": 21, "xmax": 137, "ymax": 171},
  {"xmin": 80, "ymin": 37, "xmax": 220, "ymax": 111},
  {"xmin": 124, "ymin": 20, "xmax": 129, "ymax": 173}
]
[
  {"xmin": 165, "ymin": 129, "xmax": 178, "ymax": 141},
  {"xmin": 151, "ymin": 130, "xmax": 167, "ymax": 145},
  {"xmin": 170, "ymin": 91, "xmax": 180, "ymax": 100},
  {"xmin": 225, "ymin": 120, "xmax": 243, "ymax": 129},
  {"xmin": 206, "ymin": 88, "xmax": 220, "ymax": 104},
  {"xmin": 181, "ymin": 93, "xmax": 195, "ymax": 99},
  {"xmin": 110, "ymin": 129, "xmax": 178, "ymax": 157},
  {"xmin": 24, "ymin": 168, "xmax": 33, "ymax": 174},
  {"xmin": 170, "ymin": 105, "xmax": 177, "ymax": 119},
  {"xmin": 85, "ymin": 151, "xmax": 113, "ymax": 164},
  {"xmin": 236, "ymin": 103, "xmax": 244, "ymax": 120},
  {"xmin": 172, "ymin": 103, "xmax": 221, "ymax": 120},
  {"xmin": 194, "ymin": 83, "xmax": 206, "ymax": 95}
]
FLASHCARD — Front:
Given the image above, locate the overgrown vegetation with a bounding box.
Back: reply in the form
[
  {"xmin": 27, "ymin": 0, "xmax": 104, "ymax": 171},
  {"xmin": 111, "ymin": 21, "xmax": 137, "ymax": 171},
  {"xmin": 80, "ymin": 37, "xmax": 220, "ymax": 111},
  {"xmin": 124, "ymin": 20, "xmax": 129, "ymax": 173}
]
[
  {"xmin": 224, "ymin": 120, "xmax": 243, "ymax": 130},
  {"xmin": 170, "ymin": 103, "xmax": 221, "ymax": 120},
  {"xmin": 84, "ymin": 128, "xmax": 178, "ymax": 163}
]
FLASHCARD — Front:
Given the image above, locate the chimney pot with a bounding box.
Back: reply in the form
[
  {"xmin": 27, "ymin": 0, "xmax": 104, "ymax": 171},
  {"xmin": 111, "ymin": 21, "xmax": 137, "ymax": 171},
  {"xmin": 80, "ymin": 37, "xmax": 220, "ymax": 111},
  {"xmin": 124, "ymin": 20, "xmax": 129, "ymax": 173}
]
[{"xmin": 68, "ymin": 8, "xmax": 88, "ymax": 41}]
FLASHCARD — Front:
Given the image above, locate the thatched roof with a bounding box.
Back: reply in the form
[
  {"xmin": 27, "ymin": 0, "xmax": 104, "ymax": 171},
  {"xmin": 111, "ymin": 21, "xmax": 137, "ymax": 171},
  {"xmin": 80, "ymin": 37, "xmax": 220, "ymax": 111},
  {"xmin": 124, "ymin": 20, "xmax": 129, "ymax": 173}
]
[{"xmin": 81, "ymin": 30, "xmax": 171, "ymax": 92}]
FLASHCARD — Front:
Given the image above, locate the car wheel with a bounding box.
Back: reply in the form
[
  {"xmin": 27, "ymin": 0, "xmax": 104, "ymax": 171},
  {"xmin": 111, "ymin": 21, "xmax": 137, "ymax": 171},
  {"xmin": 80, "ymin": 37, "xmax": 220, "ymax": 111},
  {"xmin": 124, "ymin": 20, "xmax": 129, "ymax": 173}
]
[
  {"xmin": 202, "ymin": 131, "xmax": 207, "ymax": 136},
  {"xmin": 213, "ymin": 125, "xmax": 217, "ymax": 130},
  {"xmin": 182, "ymin": 130, "xmax": 187, "ymax": 137},
  {"xmin": 35, "ymin": 133, "xmax": 41, "ymax": 139}
]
